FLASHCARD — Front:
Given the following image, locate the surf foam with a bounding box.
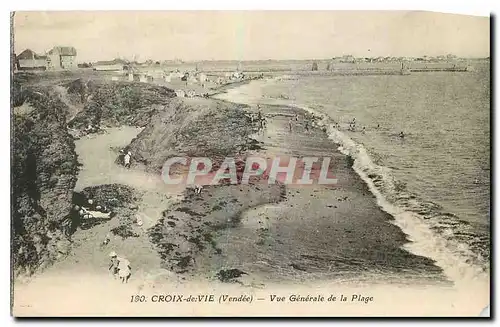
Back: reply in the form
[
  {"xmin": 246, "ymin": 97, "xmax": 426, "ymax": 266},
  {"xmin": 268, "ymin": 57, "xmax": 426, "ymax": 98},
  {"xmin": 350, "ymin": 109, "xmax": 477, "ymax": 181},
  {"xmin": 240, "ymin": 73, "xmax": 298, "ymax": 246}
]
[
  {"xmin": 293, "ymin": 103, "xmax": 489, "ymax": 287},
  {"xmin": 217, "ymin": 75, "xmax": 489, "ymax": 287}
]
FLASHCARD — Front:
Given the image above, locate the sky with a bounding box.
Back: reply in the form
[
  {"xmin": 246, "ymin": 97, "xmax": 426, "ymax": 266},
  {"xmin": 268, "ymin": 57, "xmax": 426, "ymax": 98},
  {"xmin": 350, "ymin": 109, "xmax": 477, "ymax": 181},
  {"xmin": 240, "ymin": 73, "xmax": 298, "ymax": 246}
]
[{"xmin": 13, "ymin": 11, "xmax": 490, "ymax": 62}]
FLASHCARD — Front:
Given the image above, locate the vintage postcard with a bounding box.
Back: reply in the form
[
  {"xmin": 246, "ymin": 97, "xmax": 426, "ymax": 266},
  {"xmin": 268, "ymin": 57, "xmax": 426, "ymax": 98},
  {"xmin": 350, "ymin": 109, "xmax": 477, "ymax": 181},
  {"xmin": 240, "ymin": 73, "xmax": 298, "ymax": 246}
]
[{"xmin": 10, "ymin": 11, "xmax": 490, "ymax": 317}]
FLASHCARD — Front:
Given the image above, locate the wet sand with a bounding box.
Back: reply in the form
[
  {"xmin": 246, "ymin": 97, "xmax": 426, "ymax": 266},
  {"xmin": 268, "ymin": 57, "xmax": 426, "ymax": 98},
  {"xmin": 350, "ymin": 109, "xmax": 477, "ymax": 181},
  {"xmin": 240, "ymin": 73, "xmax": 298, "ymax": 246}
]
[{"xmin": 193, "ymin": 104, "xmax": 448, "ymax": 286}]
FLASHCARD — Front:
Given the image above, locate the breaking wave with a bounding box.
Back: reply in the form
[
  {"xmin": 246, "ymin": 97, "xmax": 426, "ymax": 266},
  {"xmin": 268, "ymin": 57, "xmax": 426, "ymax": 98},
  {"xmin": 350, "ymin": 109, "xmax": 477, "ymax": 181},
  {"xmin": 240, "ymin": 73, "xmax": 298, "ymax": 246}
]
[
  {"xmin": 293, "ymin": 103, "xmax": 490, "ymax": 286},
  {"xmin": 216, "ymin": 75, "xmax": 489, "ymax": 286}
]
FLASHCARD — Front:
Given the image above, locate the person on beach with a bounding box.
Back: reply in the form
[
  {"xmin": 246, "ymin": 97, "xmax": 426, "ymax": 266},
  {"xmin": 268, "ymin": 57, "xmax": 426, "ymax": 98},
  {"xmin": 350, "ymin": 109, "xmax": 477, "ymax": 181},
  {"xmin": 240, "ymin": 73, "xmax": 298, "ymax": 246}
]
[
  {"xmin": 304, "ymin": 120, "xmax": 310, "ymax": 133},
  {"xmin": 119, "ymin": 265, "xmax": 131, "ymax": 284},
  {"xmin": 117, "ymin": 256, "xmax": 132, "ymax": 283},
  {"xmin": 124, "ymin": 151, "xmax": 132, "ymax": 169},
  {"xmin": 399, "ymin": 131, "xmax": 405, "ymax": 139},
  {"xmin": 295, "ymin": 114, "xmax": 299, "ymax": 122},
  {"xmin": 194, "ymin": 185, "xmax": 203, "ymax": 194},
  {"xmin": 288, "ymin": 118, "xmax": 293, "ymax": 132},
  {"xmin": 362, "ymin": 127, "xmax": 366, "ymax": 134},
  {"xmin": 260, "ymin": 116, "xmax": 268, "ymax": 130},
  {"xmin": 102, "ymin": 233, "xmax": 111, "ymax": 247},
  {"xmin": 109, "ymin": 252, "xmax": 132, "ymax": 282},
  {"xmin": 108, "ymin": 251, "xmax": 120, "ymax": 279},
  {"xmin": 87, "ymin": 199, "xmax": 97, "ymax": 210}
]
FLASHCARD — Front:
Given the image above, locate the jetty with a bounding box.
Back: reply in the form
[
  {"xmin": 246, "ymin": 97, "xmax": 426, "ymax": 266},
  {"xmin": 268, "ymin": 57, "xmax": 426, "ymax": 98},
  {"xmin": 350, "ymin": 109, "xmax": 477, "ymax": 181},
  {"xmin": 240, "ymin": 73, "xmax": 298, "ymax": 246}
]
[{"xmin": 409, "ymin": 66, "xmax": 469, "ymax": 72}]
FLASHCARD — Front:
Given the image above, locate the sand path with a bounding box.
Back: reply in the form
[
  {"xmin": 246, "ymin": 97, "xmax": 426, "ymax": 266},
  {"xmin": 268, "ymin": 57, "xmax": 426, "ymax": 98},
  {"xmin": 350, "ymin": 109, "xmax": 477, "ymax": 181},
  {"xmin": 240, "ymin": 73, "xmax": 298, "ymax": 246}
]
[{"xmin": 13, "ymin": 126, "xmax": 187, "ymax": 316}]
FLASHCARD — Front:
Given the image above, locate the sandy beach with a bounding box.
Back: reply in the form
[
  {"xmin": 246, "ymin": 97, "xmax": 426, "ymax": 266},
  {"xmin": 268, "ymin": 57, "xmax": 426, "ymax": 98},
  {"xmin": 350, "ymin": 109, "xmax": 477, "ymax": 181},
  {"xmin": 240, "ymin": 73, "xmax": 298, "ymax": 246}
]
[{"xmin": 11, "ymin": 71, "xmax": 489, "ymax": 317}]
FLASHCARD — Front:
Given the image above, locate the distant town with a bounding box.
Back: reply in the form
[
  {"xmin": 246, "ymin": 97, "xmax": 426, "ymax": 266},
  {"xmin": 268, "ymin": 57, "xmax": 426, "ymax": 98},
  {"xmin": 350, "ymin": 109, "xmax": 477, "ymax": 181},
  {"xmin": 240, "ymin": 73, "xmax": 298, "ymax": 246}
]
[
  {"xmin": 12, "ymin": 45, "xmax": 487, "ymax": 99},
  {"xmin": 13, "ymin": 45, "xmax": 487, "ymax": 72}
]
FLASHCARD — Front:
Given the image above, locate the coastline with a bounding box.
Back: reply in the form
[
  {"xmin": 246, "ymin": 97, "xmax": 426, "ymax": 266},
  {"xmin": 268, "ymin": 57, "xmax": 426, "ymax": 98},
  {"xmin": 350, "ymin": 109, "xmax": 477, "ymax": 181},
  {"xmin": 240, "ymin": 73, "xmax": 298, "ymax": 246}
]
[
  {"xmin": 12, "ymin": 76, "xmax": 489, "ymax": 316},
  {"xmin": 214, "ymin": 76, "xmax": 490, "ymax": 286}
]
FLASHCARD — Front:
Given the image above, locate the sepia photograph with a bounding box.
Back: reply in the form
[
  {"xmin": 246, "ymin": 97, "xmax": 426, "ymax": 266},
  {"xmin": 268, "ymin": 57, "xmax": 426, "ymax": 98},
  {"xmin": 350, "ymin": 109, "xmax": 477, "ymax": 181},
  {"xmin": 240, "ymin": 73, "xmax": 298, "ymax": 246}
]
[{"xmin": 10, "ymin": 10, "xmax": 490, "ymax": 317}]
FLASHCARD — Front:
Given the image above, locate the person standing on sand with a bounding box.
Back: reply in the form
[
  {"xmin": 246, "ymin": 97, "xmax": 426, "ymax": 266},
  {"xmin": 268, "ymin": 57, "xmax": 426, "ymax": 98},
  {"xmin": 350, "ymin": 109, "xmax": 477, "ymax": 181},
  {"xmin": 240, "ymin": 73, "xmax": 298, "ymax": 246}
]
[
  {"xmin": 119, "ymin": 265, "xmax": 131, "ymax": 283},
  {"xmin": 124, "ymin": 151, "xmax": 132, "ymax": 169},
  {"xmin": 109, "ymin": 252, "xmax": 132, "ymax": 282},
  {"xmin": 260, "ymin": 116, "xmax": 267, "ymax": 130},
  {"xmin": 288, "ymin": 118, "xmax": 293, "ymax": 132},
  {"xmin": 118, "ymin": 149, "xmax": 125, "ymax": 165},
  {"xmin": 304, "ymin": 120, "xmax": 310, "ymax": 133},
  {"xmin": 108, "ymin": 251, "xmax": 120, "ymax": 279},
  {"xmin": 102, "ymin": 233, "xmax": 111, "ymax": 247},
  {"xmin": 117, "ymin": 256, "xmax": 132, "ymax": 283}
]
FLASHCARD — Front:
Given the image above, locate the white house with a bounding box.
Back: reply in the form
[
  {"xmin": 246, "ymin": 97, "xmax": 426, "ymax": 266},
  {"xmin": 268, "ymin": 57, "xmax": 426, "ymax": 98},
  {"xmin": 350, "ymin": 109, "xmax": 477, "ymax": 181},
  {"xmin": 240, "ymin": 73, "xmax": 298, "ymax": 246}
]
[{"xmin": 46, "ymin": 46, "xmax": 77, "ymax": 70}]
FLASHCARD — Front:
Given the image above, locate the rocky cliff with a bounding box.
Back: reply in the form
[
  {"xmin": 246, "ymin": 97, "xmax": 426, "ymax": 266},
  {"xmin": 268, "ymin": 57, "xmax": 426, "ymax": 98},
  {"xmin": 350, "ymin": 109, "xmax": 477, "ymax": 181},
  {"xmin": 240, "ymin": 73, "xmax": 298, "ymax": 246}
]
[
  {"xmin": 127, "ymin": 97, "xmax": 262, "ymax": 172},
  {"xmin": 68, "ymin": 81, "xmax": 176, "ymax": 132},
  {"xmin": 12, "ymin": 87, "xmax": 78, "ymax": 275}
]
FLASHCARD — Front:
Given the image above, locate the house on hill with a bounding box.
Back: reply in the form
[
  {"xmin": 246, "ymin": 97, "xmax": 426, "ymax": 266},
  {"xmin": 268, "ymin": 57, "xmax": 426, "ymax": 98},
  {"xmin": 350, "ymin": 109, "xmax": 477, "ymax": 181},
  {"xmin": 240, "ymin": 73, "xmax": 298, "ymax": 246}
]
[
  {"xmin": 46, "ymin": 46, "xmax": 77, "ymax": 70},
  {"xmin": 16, "ymin": 49, "xmax": 47, "ymax": 70}
]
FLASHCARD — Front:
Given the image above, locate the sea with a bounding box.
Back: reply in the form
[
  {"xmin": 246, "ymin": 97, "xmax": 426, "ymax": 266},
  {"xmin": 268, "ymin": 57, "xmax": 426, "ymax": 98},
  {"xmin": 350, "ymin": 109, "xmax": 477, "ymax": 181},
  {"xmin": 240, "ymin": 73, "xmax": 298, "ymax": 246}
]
[{"xmin": 216, "ymin": 62, "xmax": 490, "ymax": 284}]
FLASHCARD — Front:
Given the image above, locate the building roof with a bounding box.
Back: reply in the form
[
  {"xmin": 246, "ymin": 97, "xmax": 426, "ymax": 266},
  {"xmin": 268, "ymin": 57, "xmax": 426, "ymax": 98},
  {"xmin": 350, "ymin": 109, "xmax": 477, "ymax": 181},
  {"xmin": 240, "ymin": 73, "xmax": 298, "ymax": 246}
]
[
  {"xmin": 93, "ymin": 58, "xmax": 128, "ymax": 66},
  {"xmin": 47, "ymin": 46, "xmax": 77, "ymax": 56},
  {"xmin": 17, "ymin": 49, "xmax": 47, "ymax": 60}
]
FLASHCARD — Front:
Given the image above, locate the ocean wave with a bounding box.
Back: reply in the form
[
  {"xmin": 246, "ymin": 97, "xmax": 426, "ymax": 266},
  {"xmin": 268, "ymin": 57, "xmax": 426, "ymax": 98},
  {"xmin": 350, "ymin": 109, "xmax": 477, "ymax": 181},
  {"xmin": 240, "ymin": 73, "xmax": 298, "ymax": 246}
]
[
  {"xmin": 291, "ymin": 103, "xmax": 489, "ymax": 285},
  {"xmin": 217, "ymin": 75, "xmax": 489, "ymax": 286}
]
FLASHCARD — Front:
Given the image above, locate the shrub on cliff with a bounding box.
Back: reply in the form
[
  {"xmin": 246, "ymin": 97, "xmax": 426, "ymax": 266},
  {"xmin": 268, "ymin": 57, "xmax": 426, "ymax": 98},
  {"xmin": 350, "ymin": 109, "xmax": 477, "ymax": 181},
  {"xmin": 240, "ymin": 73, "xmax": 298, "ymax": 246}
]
[{"xmin": 68, "ymin": 81, "xmax": 176, "ymax": 130}]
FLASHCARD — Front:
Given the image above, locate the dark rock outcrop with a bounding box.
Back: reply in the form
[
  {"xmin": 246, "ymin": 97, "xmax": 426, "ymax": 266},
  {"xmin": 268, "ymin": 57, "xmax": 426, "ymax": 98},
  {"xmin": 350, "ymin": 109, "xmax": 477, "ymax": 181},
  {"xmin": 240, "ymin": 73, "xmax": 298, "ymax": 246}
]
[
  {"xmin": 148, "ymin": 183, "xmax": 284, "ymax": 273},
  {"xmin": 67, "ymin": 81, "xmax": 176, "ymax": 132},
  {"xmin": 127, "ymin": 97, "xmax": 261, "ymax": 173}
]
